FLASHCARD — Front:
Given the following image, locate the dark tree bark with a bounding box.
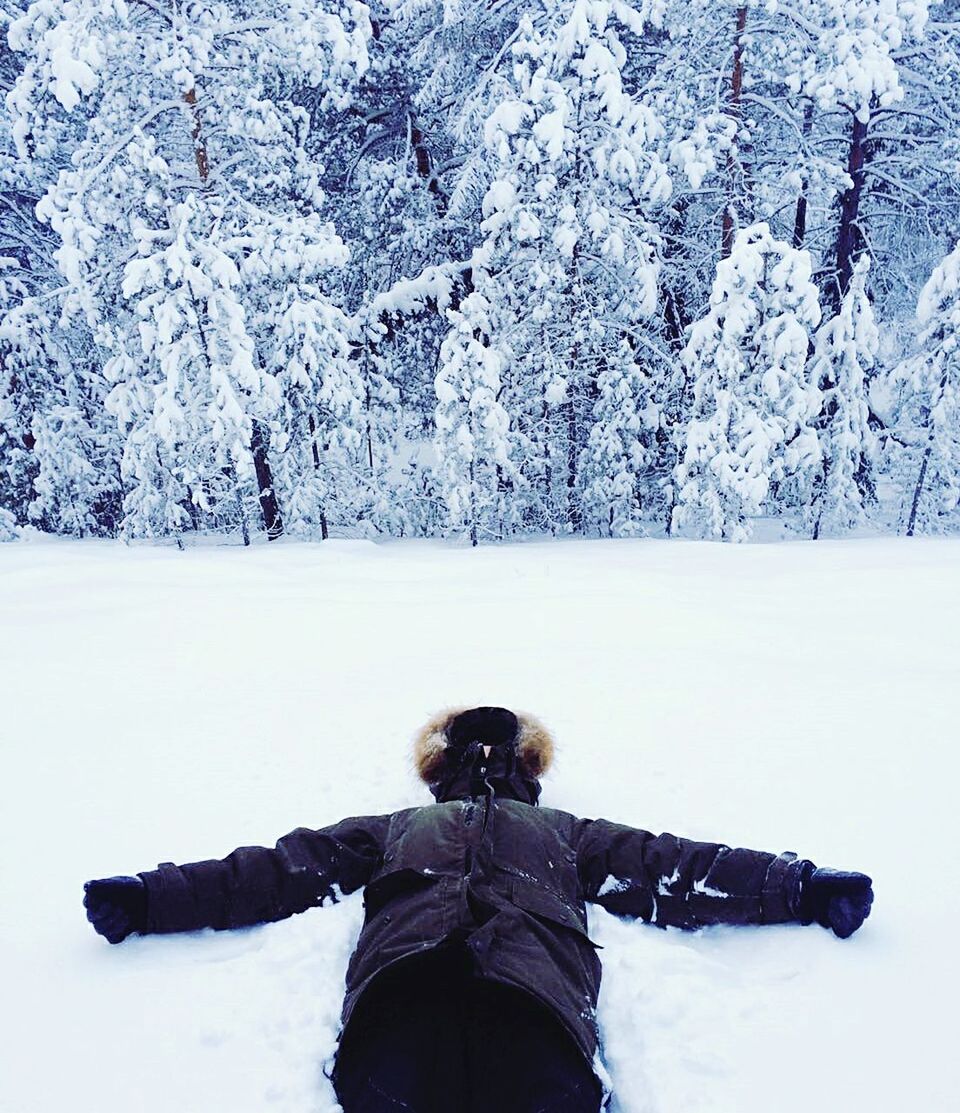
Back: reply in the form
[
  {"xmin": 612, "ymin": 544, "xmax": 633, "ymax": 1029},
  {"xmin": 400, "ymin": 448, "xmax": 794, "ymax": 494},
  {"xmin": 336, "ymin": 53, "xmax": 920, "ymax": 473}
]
[
  {"xmin": 409, "ymin": 116, "xmax": 438, "ymax": 190},
  {"xmin": 907, "ymin": 444, "xmax": 931, "ymax": 537},
  {"xmin": 307, "ymin": 412, "xmax": 329, "ymax": 540},
  {"xmin": 250, "ymin": 422, "xmax": 283, "ymax": 540},
  {"xmin": 792, "ymin": 100, "xmax": 815, "ymax": 249},
  {"xmin": 229, "ymin": 467, "xmax": 250, "ymax": 547},
  {"xmin": 663, "ymin": 285, "xmax": 687, "ymax": 348},
  {"xmin": 408, "ymin": 112, "xmax": 444, "ymax": 210},
  {"xmin": 363, "ymin": 366, "xmax": 375, "ymax": 472},
  {"xmin": 906, "ymin": 368, "xmax": 946, "ymax": 537},
  {"xmin": 182, "ymin": 87, "xmax": 209, "ymax": 185},
  {"xmin": 565, "ymin": 396, "xmax": 581, "ymax": 533},
  {"xmin": 831, "ymin": 111, "xmax": 870, "ymax": 314},
  {"xmin": 468, "ymin": 460, "xmax": 478, "ymax": 547},
  {"xmin": 721, "ymin": 5, "xmax": 748, "ymax": 258}
]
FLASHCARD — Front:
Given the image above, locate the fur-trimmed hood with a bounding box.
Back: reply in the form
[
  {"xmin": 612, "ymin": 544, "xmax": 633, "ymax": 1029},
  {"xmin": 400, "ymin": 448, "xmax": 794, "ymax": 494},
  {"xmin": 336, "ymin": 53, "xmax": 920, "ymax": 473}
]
[{"xmin": 413, "ymin": 707, "xmax": 555, "ymax": 792}]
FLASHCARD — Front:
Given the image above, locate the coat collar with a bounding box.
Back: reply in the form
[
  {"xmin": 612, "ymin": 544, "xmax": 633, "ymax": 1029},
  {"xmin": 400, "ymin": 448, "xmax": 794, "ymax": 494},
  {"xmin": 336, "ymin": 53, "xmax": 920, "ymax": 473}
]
[
  {"xmin": 414, "ymin": 707, "xmax": 555, "ymax": 788},
  {"xmin": 428, "ymin": 740, "xmax": 541, "ymax": 806}
]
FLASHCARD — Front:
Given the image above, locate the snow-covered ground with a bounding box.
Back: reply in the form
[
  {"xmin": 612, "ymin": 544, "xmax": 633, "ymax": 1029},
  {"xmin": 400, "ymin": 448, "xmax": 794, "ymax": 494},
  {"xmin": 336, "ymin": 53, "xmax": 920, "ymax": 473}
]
[{"xmin": 1, "ymin": 536, "xmax": 957, "ymax": 1113}]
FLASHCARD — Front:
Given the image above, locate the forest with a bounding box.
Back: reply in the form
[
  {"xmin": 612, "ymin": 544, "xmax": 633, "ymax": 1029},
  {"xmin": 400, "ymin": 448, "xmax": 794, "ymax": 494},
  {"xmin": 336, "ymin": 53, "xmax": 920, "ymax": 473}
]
[{"xmin": 1, "ymin": 0, "xmax": 958, "ymax": 545}]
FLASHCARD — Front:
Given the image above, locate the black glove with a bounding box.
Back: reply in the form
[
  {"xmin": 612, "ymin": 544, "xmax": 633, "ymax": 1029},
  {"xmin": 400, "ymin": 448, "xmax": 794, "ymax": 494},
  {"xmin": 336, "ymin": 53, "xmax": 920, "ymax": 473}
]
[
  {"xmin": 83, "ymin": 876, "xmax": 148, "ymax": 944},
  {"xmin": 797, "ymin": 866, "xmax": 873, "ymax": 939}
]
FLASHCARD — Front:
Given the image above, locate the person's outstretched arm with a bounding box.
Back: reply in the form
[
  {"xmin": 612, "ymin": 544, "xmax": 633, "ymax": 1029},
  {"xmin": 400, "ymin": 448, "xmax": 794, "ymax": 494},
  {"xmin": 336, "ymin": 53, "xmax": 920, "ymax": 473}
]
[
  {"xmin": 83, "ymin": 814, "xmax": 391, "ymax": 944},
  {"xmin": 574, "ymin": 818, "xmax": 872, "ymax": 938}
]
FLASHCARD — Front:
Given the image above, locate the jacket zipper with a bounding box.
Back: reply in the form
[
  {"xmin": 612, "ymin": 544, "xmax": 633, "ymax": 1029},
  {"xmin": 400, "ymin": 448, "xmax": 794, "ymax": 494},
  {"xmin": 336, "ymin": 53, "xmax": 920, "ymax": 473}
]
[{"xmin": 464, "ymin": 800, "xmax": 476, "ymax": 874}]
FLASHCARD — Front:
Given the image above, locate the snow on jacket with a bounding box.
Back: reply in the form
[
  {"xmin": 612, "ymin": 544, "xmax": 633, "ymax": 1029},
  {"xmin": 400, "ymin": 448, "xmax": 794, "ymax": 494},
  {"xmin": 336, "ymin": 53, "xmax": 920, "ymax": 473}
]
[{"xmin": 137, "ymin": 710, "xmax": 810, "ymax": 1075}]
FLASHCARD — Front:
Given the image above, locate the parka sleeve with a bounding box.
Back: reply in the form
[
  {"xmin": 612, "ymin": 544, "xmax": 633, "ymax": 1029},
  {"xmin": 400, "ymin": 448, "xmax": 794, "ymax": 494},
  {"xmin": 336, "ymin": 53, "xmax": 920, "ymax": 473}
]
[
  {"xmin": 574, "ymin": 817, "xmax": 811, "ymax": 931},
  {"xmin": 137, "ymin": 814, "xmax": 391, "ymax": 935}
]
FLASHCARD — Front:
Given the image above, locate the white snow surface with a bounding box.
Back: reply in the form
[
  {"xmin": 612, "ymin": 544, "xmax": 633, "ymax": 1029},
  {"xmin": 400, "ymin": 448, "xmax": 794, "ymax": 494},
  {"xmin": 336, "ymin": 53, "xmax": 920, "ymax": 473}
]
[{"xmin": 1, "ymin": 536, "xmax": 957, "ymax": 1113}]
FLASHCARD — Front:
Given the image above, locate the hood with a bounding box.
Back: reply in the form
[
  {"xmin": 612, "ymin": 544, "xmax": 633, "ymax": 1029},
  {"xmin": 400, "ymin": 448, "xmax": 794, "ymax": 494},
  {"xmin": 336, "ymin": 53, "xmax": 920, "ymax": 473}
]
[{"xmin": 413, "ymin": 707, "xmax": 555, "ymax": 804}]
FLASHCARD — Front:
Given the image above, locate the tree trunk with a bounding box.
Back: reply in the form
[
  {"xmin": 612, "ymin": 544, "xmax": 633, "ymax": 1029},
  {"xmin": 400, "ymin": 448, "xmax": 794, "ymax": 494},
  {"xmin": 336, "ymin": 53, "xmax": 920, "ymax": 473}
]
[
  {"xmin": 792, "ymin": 100, "xmax": 815, "ymax": 249},
  {"xmin": 183, "ymin": 87, "xmax": 209, "ymax": 185},
  {"xmin": 469, "ymin": 460, "xmax": 478, "ymax": 546},
  {"xmin": 906, "ymin": 443, "xmax": 932, "ymax": 537},
  {"xmin": 250, "ymin": 422, "xmax": 283, "ymax": 540},
  {"xmin": 364, "ymin": 367, "xmax": 375, "ymax": 472},
  {"xmin": 307, "ymin": 412, "xmax": 329, "ymax": 540},
  {"xmin": 721, "ymin": 5, "xmax": 748, "ymax": 258},
  {"xmin": 663, "ymin": 285, "xmax": 687, "ymax": 348},
  {"xmin": 832, "ymin": 112, "xmax": 870, "ymax": 313},
  {"xmin": 542, "ymin": 396, "xmax": 556, "ymax": 534},
  {"xmin": 233, "ymin": 473, "xmax": 250, "ymax": 547},
  {"xmin": 408, "ymin": 112, "xmax": 444, "ymax": 210},
  {"xmin": 565, "ymin": 396, "xmax": 581, "ymax": 533},
  {"xmin": 811, "ymin": 464, "xmax": 826, "ymax": 540}
]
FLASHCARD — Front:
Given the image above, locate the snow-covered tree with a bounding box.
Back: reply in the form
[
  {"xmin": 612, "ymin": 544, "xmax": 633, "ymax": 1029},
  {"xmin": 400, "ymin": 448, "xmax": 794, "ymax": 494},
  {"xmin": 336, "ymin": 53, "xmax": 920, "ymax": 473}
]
[
  {"xmin": 580, "ymin": 336, "xmax": 652, "ymax": 536},
  {"xmin": 1, "ymin": 0, "xmax": 958, "ymax": 543},
  {"xmin": 0, "ymin": 257, "xmax": 40, "ymax": 522},
  {"xmin": 672, "ymin": 223, "xmax": 822, "ymax": 541},
  {"xmin": 782, "ymin": 0, "xmax": 933, "ymax": 310},
  {"xmin": 900, "ymin": 241, "xmax": 960, "ymax": 534},
  {"xmin": 106, "ymin": 196, "xmax": 279, "ymax": 541},
  {"xmin": 231, "ymin": 213, "xmax": 366, "ymax": 539},
  {"xmin": 449, "ymin": 0, "xmax": 670, "ymax": 536},
  {"xmin": 807, "ymin": 255, "xmax": 878, "ymax": 537},
  {"xmin": 0, "ymin": 256, "xmax": 119, "ymax": 533},
  {"xmin": 29, "ymin": 399, "xmax": 119, "ymax": 536},
  {"xmin": 434, "ymin": 288, "xmax": 514, "ymax": 545},
  {"xmin": 6, "ymin": 0, "xmax": 371, "ymax": 541}
]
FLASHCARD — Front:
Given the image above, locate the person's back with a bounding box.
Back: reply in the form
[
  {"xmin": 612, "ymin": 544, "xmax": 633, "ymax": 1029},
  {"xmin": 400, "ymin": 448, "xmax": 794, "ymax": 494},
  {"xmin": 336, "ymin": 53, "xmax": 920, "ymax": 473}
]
[{"xmin": 84, "ymin": 706, "xmax": 873, "ymax": 1112}]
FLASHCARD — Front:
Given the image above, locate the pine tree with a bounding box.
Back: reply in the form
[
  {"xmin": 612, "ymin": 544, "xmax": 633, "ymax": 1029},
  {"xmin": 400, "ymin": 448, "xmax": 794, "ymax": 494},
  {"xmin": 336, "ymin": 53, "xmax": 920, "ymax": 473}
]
[
  {"xmin": 0, "ymin": 259, "xmax": 119, "ymax": 533},
  {"xmin": 807, "ymin": 255, "xmax": 878, "ymax": 537},
  {"xmin": 451, "ymin": 0, "xmax": 670, "ymax": 536},
  {"xmin": 29, "ymin": 400, "xmax": 119, "ymax": 537},
  {"xmin": 672, "ymin": 223, "xmax": 822, "ymax": 541},
  {"xmin": 581, "ymin": 337, "xmax": 651, "ymax": 536},
  {"xmin": 1, "ymin": 0, "xmax": 958, "ymax": 543},
  {"xmin": 434, "ymin": 289, "xmax": 514, "ymax": 545},
  {"xmin": 234, "ymin": 212, "xmax": 364, "ymax": 539},
  {"xmin": 0, "ymin": 258, "xmax": 41, "ymax": 524},
  {"xmin": 6, "ymin": 0, "xmax": 371, "ymax": 541},
  {"xmin": 781, "ymin": 0, "xmax": 931, "ymax": 310},
  {"xmin": 902, "ymin": 241, "xmax": 960, "ymax": 534},
  {"xmin": 107, "ymin": 196, "xmax": 279, "ymax": 541}
]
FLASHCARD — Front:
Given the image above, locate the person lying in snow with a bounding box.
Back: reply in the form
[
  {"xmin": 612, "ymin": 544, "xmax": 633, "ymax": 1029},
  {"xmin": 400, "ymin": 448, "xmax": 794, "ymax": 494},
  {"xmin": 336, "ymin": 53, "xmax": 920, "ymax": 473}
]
[{"xmin": 84, "ymin": 706, "xmax": 873, "ymax": 1113}]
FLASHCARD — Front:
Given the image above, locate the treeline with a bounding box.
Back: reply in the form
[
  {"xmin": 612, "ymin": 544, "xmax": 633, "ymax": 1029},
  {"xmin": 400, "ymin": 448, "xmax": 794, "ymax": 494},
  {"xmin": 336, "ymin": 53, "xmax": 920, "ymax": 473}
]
[{"xmin": 1, "ymin": 0, "xmax": 959, "ymax": 546}]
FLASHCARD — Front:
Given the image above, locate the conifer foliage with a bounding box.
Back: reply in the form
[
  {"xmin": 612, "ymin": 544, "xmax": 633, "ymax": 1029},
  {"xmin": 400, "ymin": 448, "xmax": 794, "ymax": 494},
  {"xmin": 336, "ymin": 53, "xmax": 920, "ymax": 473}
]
[
  {"xmin": 902, "ymin": 243, "xmax": 960, "ymax": 535},
  {"xmin": 807, "ymin": 256, "xmax": 878, "ymax": 538},
  {"xmin": 0, "ymin": 0, "xmax": 958, "ymax": 543},
  {"xmin": 672, "ymin": 224, "xmax": 821, "ymax": 541}
]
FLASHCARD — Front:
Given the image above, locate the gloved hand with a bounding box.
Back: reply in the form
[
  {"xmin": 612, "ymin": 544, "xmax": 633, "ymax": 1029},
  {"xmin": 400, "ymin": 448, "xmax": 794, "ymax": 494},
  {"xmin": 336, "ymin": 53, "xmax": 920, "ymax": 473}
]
[
  {"xmin": 83, "ymin": 876, "xmax": 148, "ymax": 944},
  {"xmin": 798, "ymin": 867, "xmax": 873, "ymax": 939}
]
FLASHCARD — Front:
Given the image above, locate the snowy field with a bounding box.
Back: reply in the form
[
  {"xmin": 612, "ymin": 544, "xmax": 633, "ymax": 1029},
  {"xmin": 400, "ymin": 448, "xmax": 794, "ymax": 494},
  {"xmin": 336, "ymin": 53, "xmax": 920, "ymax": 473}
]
[{"xmin": 1, "ymin": 536, "xmax": 957, "ymax": 1113}]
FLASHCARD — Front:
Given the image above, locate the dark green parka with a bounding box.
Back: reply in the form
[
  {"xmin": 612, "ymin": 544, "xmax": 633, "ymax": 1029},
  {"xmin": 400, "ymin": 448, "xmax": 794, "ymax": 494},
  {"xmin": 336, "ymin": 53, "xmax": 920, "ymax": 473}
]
[{"xmin": 138, "ymin": 710, "xmax": 809, "ymax": 1077}]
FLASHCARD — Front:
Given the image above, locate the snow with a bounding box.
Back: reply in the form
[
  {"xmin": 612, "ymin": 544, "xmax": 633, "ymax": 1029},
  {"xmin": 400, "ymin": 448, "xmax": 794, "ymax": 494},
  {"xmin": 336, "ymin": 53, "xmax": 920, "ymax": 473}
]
[
  {"xmin": 598, "ymin": 875, "xmax": 629, "ymax": 897},
  {"xmin": 691, "ymin": 878, "xmax": 727, "ymax": 898},
  {"xmin": 1, "ymin": 536, "xmax": 957, "ymax": 1113},
  {"xmin": 656, "ymin": 867, "xmax": 681, "ymax": 896}
]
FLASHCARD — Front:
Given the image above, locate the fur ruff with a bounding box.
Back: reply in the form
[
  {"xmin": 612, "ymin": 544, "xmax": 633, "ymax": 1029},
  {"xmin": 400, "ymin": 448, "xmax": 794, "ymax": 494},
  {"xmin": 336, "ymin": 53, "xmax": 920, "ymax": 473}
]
[{"xmin": 413, "ymin": 707, "xmax": 555, "ymax": 785}]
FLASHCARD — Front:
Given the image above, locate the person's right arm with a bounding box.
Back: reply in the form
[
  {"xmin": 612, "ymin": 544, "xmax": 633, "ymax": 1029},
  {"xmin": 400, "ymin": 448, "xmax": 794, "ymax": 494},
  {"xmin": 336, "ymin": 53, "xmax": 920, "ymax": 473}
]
[
  {"xmin": 573, "ymin": 816, "xmax": 872, "ymax": 937},
  {"xmin": 83, "ymin": 814, "xmax": 391, "ymax": 943}
]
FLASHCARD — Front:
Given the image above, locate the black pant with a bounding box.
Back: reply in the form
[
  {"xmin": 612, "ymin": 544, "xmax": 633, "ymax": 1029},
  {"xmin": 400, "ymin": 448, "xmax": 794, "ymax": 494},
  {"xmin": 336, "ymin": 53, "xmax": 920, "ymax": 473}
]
[{"xmin": 332, "ymin": 943, "xmax": 603, "ymax": 1113}]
